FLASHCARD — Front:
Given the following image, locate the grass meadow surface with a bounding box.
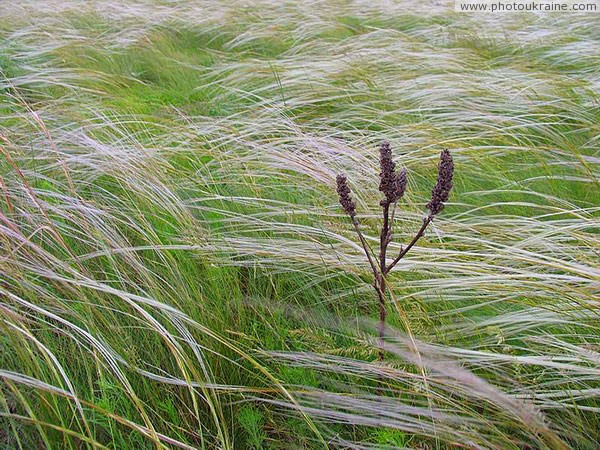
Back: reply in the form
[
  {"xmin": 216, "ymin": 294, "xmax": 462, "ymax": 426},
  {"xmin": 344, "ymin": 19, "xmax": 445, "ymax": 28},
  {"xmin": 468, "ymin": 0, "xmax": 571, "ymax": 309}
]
[{"xmin": 1, "ymin": 1, "xmax": 599, "ymax": 448}]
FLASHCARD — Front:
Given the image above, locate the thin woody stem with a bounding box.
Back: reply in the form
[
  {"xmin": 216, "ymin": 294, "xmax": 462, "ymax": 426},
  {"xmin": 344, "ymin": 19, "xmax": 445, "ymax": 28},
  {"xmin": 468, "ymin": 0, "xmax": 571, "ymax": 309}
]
[
  {"xmin": 377, "ymin": 202, "xmax": 391, "ymax": 361},
  {"xmin": 351, "ymin": 217, "xmax": 381, "ymax": 283},
  {"xmin": 385, "ymin": 215, "xmax": 433, "ymax": 275},
  {"xmin": 379, "ymin": 203, "xmax": 390, "ymax": 276},
  {"xmin": 375, "ymin": 279, "xmax": 387, "ymax": 362},
  {"xmin": 387, "ymin": 200, "xmax": 398, "ymax": 244}
]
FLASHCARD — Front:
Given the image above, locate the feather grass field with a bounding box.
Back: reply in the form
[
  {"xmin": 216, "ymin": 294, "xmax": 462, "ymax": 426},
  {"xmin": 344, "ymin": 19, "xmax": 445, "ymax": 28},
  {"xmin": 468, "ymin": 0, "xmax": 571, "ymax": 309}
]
[{"xmin": 1, "ymin": 1, "xmax": 599, "ymax": 448}]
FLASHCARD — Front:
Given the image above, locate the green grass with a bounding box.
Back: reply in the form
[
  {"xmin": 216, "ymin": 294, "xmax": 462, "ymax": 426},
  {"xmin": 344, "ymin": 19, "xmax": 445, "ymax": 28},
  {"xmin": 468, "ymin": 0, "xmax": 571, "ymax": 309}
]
[{"xmin": 1, "ymin": 1, "xmax": 600, "ymax": 449}]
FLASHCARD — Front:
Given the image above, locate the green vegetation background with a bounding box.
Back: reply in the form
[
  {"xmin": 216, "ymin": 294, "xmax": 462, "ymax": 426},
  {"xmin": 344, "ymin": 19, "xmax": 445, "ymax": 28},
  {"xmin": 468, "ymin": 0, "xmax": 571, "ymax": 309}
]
[{"xmin": 1, "ymin": 1, "xmax": 599, "ymax": 449}]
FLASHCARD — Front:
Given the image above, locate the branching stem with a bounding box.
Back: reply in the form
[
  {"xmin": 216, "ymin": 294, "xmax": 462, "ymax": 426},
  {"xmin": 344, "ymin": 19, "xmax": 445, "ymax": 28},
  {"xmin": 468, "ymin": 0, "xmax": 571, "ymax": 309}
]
[
  {"xmin": 377, "ymin": 202, "xmax": 391, "ymax": 361},
  {"xmin": 336, "ymin": 146, "xmax": 453, "ymax": 366},
  {"xmin": 385, "ymin": 216, "xmax": 432, "ymax": 275},
  {"xmin": 351, "ymin": 218, "xmax": 381, "ymax": 283}
]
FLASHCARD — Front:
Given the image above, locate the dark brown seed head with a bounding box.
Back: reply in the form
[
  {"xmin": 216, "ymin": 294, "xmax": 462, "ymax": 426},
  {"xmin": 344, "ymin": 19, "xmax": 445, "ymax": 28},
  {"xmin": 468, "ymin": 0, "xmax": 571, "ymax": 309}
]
[
  {"xmin": 336, "ymin": 173, "xmax": 356, "ymax": 218},
  {"xmin": 427, "ymin": 149, "xmax": 454, "ymax": 216},
  {"xmin": 379, "ymin": 141, "xmax": 407, "ymax": 206},
  {"xmin": 379, "ymin": 140, "xmax": 398, "ymax": 206},
  {"xmin": 394, "ymin": 168, "xmax": 407, "ymax": 202}
]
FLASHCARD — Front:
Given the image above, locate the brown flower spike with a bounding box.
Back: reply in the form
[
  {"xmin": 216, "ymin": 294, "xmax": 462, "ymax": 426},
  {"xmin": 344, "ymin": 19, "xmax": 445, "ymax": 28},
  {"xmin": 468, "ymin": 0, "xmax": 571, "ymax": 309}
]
[
  {"xmin": 427, "ymin": 149, "xmax": 454, "ymax": 216},
  {"xmin": 378, "ymin": 141, "xmax": 396, "ymax": 205},
  {"xmin": 336, "ymin": 174, "xmax": 356, "ymax": 218},
  {"xmin": 378, "ymin": 141, "xmax": 406, "ymax": 206},
  {"xmin": 336, "ymin": 143, "xmax": 454, "ymax": 363}
]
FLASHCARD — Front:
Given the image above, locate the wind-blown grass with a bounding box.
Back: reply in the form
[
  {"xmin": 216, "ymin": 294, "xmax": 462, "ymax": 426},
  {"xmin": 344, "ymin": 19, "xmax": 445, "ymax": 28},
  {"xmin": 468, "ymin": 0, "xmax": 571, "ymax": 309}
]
[{"xmin": 1, "ymin": 1, "xmax": 599, "ymax": 448}]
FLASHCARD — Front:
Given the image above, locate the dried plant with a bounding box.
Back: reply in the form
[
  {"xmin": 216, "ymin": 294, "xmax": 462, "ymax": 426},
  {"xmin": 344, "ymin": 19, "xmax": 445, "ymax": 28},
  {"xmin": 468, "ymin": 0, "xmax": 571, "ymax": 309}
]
[{"xmin": 336, "ymin": 143, "xmax": 454, "ymax": 361}]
